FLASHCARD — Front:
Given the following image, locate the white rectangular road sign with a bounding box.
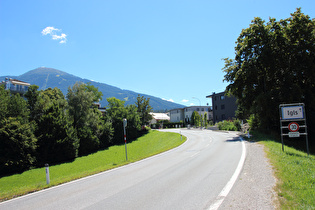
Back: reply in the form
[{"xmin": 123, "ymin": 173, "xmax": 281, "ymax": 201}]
[
  {"xmin": 289, "ymin": 132, "xmax": 300, "ymax": 138},
  {"xmin": 281, "ymin": 106, "xmax": 304, "ymax": 120}
]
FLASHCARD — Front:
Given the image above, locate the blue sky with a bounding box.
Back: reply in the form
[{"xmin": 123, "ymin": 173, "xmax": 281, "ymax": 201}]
[{"xmin": 1, "ymin": 0, "xmax": 314, "ymax": 107}]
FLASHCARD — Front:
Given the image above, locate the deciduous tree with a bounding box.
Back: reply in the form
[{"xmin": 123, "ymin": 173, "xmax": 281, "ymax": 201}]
[
  {"xmin": 0, "ymin": 86, "xmax": 37, "ymax": 175},
  {"xmin": 67, "ymin": 82, "xmax": 103, "ymax": 156},
  {"xmin": 0, "ymin": 117, "xmax": 37, "ymax": 175},
  {"xmin": 191, "ymin": 111, "xmax": 200, "ymax": 127},
  {"xmin": 105, "ymin": 97, "xmax": 128, "ymax": 145},
  {"xmin": 106, "ymin": 97, "xmax": 142, "ymax": 145},
  {"xmin": 222, "ymin": 8, "xmax": 315, "ymax": 131},
  {"xmin": 135, "ymin": 94, "xmax": 153, "ymax": 126}
]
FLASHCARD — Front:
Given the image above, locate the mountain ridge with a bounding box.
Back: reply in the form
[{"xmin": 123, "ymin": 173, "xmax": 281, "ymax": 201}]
[{"xmin": 0, "ymin": 67, "xmax": 185, "ymax": 111}]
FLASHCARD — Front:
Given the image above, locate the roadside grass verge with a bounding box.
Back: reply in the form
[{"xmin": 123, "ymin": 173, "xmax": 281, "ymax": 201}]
[
  {"xmin": 0, "ymin": 130, "xmax": 186, "ymax": 201},
  {"xmin": 249, "ymin": 132, "xmax": 315, "ymax": 209}
]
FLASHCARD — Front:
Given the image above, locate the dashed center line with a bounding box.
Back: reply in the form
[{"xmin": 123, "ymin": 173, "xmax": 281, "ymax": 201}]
[{"xmin": 190, "ymin": 151, "xmax": 200, "ymax": 158}]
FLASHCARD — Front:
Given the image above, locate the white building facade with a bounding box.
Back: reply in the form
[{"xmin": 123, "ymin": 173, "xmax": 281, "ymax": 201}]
[
  {"xmin": 0, "ymin": 78, "xmax": 30, "ymax": 95},
  {"xmin": 170, "ymin": 106, "xmax": 212, "ymax": 123},
  {"xmin": 149, "ymin": 112, "xmax": 170, "ymax": 124}
]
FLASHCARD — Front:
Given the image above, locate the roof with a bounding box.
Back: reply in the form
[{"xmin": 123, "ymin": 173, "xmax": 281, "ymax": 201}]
[
  {"xmin": 206, "ymin": 91, "xmax": 225, "ymax": 98},
  {"xmin": 150, "ymin": 113, "xmax": 170, "ymax": 120},
  {"xmin": 170, "ymin": 105, "xmax": 211, "ymax": 111},
  {"xmin": 1, "ymin": 78, "xmax": 30, "ymax": 86}
]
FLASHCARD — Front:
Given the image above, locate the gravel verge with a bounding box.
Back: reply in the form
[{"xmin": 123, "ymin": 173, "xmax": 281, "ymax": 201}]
[{"xmin": 219, "ymin": 139, "xmax": 278, "ymax": 210}]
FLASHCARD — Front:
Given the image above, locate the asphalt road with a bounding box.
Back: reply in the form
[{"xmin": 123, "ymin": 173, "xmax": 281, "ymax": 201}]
[{"xmin": 0, "ymin": 129, "xmax": 245, "ymax": 210}]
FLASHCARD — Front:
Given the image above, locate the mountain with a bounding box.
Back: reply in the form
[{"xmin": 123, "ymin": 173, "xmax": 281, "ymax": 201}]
[{"xmin": 0, "ymin": 67, "xmax": 185, "ymax": 111}]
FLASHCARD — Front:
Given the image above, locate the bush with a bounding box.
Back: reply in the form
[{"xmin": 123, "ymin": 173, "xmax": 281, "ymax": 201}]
[
  {"xmin": 233, "ymin": 119, "xmax": 242, "ymax": 131},
  {"xmin": 248, "ymin": 114, "xmax": 260, "ymax": 131},
  {"xmin": 151, "ymin": 122, "xmax": 184, "ymax": 129},
  {"xmin": 216, "ymin": 119, "xmax": 241, "ymax": 131},
  {"xmin": 0, "ymin": 118, "xmax": 37, "ymax": 176}
]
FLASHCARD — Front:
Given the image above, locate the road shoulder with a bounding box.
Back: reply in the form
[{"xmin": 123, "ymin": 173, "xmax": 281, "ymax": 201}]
[{"xmin": 219, "ymin": 140, "xmax": 277, "ymax": 209}]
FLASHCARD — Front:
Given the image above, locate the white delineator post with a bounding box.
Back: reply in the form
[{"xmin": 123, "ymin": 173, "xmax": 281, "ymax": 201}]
[{"xmin": 45, "ymin": 163, "xmax": 50, "ymax": 184}]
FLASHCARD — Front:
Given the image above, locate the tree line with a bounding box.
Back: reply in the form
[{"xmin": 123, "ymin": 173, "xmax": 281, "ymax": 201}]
[
  {"xmin": 0, "ymin": 82, "xmax": 152, "ymax": 176},
  {"xmin": 189, "ymin": 111, "xmax": 209, "ymax": 127},
  {"xmin": 222, "ymin": 8, "xmax": 314, "ymax": 151},
  {"xmin": 151, "ymin": 111, "xmax": 210, "ymax": 129}
]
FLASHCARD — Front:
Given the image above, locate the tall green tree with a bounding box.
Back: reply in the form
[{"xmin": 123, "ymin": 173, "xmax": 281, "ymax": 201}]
[
  {"xmin": 105, "ymin": 97, "xmax": 128, "ymax": 145},
  {"xmin": 7, "ymin": 93, "xmax": 29, "ymax": 123},
  {"xmin": 0, "ymin": 86, "xmax": 9, "ymax": 122},
  {"xmin": 135, "ymin": 94, "xmax": 153, "ymax": 126},
  {"xmin": 34, "ymin": 88, "xmax": 79, "ymax": 165},
  {"xmin": 191, "ymin": 111, "xmax": 200, "ymax": 127},
  {"xmin": 204, "ymin": 112, "xmax": 208, "ymax": 127},
  {"xmin": 106, "ymin": 97, "xmax": 141, "ymax": 145},
  {"xmin": 99, "ymin": 117, "xmax": 114, "ymax": 149},
  {"xmin": 222, "ymin": 8, "xmax": 315, "ymax": 131},
  {"xmin": 85, "ymin": 82, "xmax": 103, "ymax": 103},
  {"xmin": 126, "ymin": 104, "xmax": 141, "ymax": 139},
  {"xmin": 0, "ymin": 86, "xmax": 37, "ymax": 175},
  {"xmin": 67, "ymin": 82, "xmax": 103, "ymax": 156},
  {"xmin": 24, "ymin": 85, "xmax": 40, "ymax": 122},
  {"xmin": 0, "ymin": 117, "xmax": 37, "ymax": 175}
]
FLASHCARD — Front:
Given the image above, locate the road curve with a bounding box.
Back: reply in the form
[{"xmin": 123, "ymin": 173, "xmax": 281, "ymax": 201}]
[{"xmin": 0, "ymin": 129, "xmax": 245, "ymax": 210}]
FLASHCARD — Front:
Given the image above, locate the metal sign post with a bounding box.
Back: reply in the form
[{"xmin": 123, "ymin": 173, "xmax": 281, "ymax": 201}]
[
  {"xmin": 123, "ymin": 119, "xmax": 128, "ymax": 161},
  {"xmin": 279, "ymin": 103, "xmax": 309, "ymax": 155}
]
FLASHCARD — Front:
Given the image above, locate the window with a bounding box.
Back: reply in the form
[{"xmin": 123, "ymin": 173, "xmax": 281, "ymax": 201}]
[
  {"xmin": 222, "ymin": 114, "xmax": 226, "ymax": 120},
  {"xmin": 221, "ymin": 105, "xmax": 225, "ymax": 110},
  {"xmin": 220, "ymin": 95, "xmax": 225, "ymax": 100},
  {"xmin": 197, "ymin": 108, "xmax": 200, "ymax": 111},
  {"xmin": 201, "ymin": 108, "xmax": 204, "ymax": 111},
  {"xmin": 215, "ymin": 106, "xmax": 217, "ymax": 110}
]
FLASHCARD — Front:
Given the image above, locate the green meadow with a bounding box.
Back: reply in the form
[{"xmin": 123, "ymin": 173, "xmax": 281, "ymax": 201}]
[{"xmin": 0, "ymin": 130, "xmax": 186, "ymax": 201}]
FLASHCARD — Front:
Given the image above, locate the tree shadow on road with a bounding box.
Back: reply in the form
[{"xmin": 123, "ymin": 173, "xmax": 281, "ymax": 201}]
[{"xmin": 225, "ymin": 136, "xmax": 243, "ymax": 142}]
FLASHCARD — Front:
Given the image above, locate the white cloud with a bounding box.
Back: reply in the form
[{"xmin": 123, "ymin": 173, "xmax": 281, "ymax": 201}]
[
  {"xmin": 189, "ymin": 103, "xmax": 195, "ymax": 106},
  {"xmin": 52, "ymin": 33, "xmax": 67, "ymax": 40},
  {"xmin": 162, "ymin": 98, "xmax": 175, "ymax": 102},
  {"xmin": 42, "ymin": 26, "xmax": 67, "ymax": 44},
  {"xmin": 182, "ymin": 99, "xmax": 189, "ymax": 103},
  {"xmin": 41, "ymin": 26, "xmax": 59, "ymax": 35}
]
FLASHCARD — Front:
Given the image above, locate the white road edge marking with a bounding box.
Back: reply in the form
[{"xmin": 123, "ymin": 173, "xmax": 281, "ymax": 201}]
[{"xmin": 208, "ymin": 137, "xmax": 246, "ymax": 210}]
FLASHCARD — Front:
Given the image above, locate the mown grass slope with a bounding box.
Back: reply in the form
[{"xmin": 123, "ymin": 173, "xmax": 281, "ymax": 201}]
[{"xmin": 0, "ymin": 130, "xmax": 186, "ymax": 201}]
